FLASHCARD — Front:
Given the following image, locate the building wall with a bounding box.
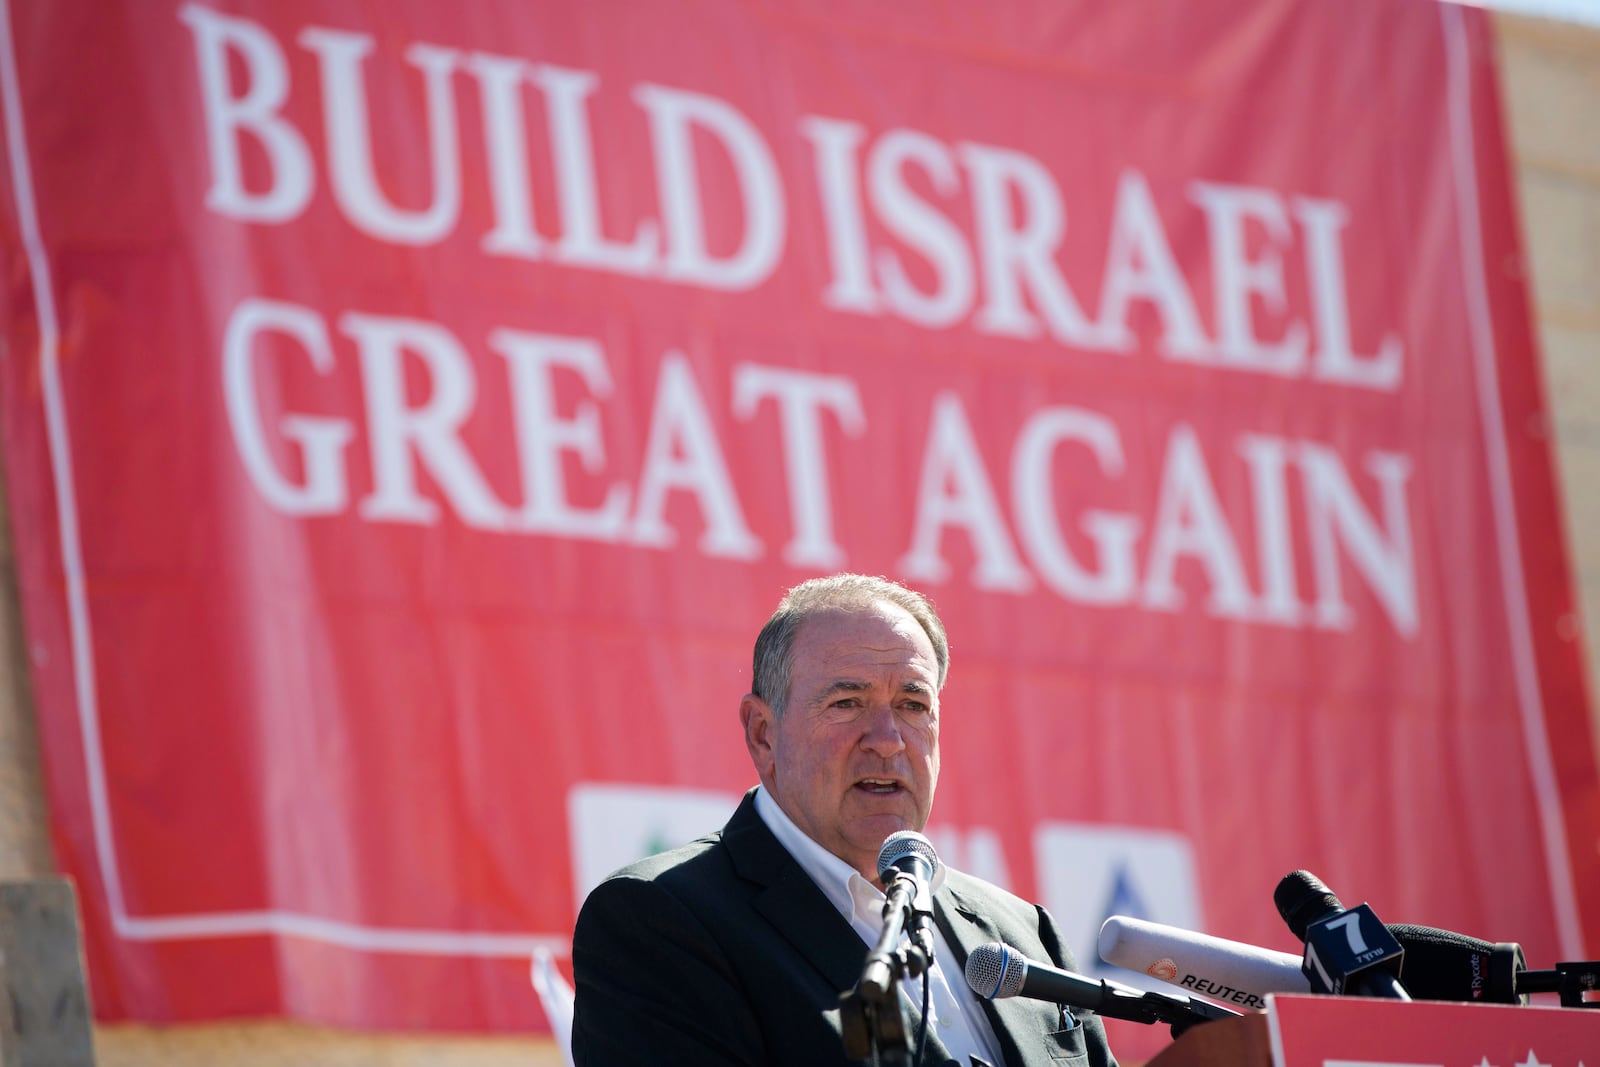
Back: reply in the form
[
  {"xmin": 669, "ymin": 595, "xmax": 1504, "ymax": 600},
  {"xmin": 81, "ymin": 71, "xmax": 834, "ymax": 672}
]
[
  {"xmin": 0, "ymin": 7, "xmax": 1595, "ymax": 1065},
  {"xmin": 1496, "ymin": 12, "xmax": 1600, "ymax": 779}
]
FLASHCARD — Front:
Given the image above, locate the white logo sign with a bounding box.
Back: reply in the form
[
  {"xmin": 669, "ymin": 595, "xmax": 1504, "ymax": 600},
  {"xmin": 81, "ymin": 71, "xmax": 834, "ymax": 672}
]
[
  {"xmin": 1033, "ymin": 822, "xmax": 1202, "ymax": 987},
  {"xmin": 567, "ymin": 783, "xmax": 740, "ymax": 910}
]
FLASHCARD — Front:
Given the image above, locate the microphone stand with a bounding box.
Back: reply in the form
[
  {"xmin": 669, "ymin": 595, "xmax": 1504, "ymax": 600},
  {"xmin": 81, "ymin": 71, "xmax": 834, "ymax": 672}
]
[
  {"xmin": 1524, "ymin": 960, "xmax": 1600, "ymax": 1008},
  {"xmin": 1089, "ymin": 983, "xmax": 1242, "ymax": 1039},
  {"xmin": 839, "ymin": 872, "xmax": 933, "ymax": 1064}
]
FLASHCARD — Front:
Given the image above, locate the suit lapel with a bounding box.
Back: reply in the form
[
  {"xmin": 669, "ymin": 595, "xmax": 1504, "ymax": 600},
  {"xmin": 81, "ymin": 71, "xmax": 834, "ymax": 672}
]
[
  {"xmin": 720, "ymin": 791, "xmax": 962, "ymax": 1065},
  {"xmin": 937, "ymin": 884, "xmax": 1063, "ymax": 1067},
  {"xmin": 721, "ymin": 790, "xmax": 865, "ymax": 996}
]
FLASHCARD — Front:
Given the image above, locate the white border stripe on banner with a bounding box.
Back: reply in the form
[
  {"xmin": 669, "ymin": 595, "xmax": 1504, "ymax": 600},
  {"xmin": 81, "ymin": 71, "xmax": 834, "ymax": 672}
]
[
  {"xmin": 1441, "ymin": 0, "xmax": 1584, "ymax": 957},
  {"xmin": 0, "ymin": 0, "xmax": 128, "ymax": 921},
  {"xmin": 0, "ymin": 0, "xmax": 562, "ymax": 960},
  {"xmin": 117, "ymin": 910, "xmax": 567, "ymax": 957}
]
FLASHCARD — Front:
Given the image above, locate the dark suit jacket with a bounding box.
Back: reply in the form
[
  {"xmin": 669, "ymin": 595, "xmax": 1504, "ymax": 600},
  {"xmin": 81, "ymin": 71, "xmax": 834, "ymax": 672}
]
[{"xmin": 571, "ymin": 789, "xmax": 1118, "ymax": 1067}]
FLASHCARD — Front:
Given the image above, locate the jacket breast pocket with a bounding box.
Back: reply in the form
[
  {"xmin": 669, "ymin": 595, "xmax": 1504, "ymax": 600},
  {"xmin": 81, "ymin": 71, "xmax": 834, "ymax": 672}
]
[{"xmin": 1044, "ymin": 1010, "xmax": 1091, "ymax": 1063}]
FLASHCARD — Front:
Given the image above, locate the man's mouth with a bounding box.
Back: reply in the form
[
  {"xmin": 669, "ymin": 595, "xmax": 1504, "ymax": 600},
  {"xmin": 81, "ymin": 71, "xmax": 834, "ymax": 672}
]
[{"xmin": 857, "ymin": 778, "xmax": 901, "ymax": 794}]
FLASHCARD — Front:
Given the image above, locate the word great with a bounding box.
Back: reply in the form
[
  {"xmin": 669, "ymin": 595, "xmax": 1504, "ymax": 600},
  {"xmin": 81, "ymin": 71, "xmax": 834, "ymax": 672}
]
[{"xmin": 226, "ymin": 299, "xmax": 1417, "ymax": 636}]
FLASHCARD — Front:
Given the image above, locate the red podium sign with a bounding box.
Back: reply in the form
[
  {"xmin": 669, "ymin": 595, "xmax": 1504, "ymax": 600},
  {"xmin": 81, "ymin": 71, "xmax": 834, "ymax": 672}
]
[{"xmin": 1268, "ymin": 994, "xmax": 1600, "ymax": 1067}]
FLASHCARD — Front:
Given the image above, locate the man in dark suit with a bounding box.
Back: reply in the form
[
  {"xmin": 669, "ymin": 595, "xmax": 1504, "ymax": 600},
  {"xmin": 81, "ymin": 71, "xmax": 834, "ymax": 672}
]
[{"xmin": 571, "ymin": 574, "xmax": 1118, "ymax": 1067}]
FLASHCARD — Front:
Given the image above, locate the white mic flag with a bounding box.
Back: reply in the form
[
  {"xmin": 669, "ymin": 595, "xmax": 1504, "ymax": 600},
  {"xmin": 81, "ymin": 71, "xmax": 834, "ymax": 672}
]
[{"xmin": 1097, "ymin": 915, "xmax": 1308, "ymax": 1010}]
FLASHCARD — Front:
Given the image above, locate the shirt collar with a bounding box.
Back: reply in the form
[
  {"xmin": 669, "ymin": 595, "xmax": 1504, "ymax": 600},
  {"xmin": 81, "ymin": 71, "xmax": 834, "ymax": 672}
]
[
  {"xmin": 754, "ymin": 785, "xmax": 866, "ymax": 922},
  {"xmin": 753, "ymin": 786, "xmax": 947, "ymax": 919}
]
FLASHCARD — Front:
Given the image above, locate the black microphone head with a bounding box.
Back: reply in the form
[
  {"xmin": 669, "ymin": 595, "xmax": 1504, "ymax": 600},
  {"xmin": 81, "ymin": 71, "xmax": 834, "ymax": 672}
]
[
  {"xmin": 1388, "ymin": 923, "xmax": 1527, "ymax": 1005},
  {"xmin": 965, "ymin": 941, "xmax": 1026, "ymax": 1000},
  {"xmin": 1274, "ymin": 869, "xmax": 1344, "ymax": 940},
  {"xmin": 878, "ymin": 830, "xmax": 940, "ymax": 884}
]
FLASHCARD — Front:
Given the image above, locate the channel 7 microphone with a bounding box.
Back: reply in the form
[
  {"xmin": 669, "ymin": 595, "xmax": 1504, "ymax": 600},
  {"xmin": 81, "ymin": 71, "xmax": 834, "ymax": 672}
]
[{"xmin": 1274, "ymin": 869, "xmax": 1409, "ymax": 999}]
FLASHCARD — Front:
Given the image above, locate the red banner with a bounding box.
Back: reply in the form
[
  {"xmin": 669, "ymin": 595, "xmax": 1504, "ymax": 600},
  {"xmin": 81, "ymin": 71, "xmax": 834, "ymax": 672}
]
[
  {"xmin": 1268, "ymin": 994, "xmax": 1600, "ymax": 1066},
  {"xmin": 0, "ymin": 0, "xmax": 1594, "ymax": 1056}
]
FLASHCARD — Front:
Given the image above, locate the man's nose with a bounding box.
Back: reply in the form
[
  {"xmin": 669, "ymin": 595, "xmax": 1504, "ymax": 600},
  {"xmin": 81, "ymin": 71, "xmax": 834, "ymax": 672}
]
[{"xmin": 859, "ymin": 702, "xmax": 905, "ymax": 756}]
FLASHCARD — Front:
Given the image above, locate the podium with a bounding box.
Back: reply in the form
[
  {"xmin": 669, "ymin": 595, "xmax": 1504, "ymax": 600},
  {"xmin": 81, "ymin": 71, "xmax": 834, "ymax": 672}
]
[{"xmin": 1145, "ymin": 994, "xmax": 1600, "ymax": 1066}]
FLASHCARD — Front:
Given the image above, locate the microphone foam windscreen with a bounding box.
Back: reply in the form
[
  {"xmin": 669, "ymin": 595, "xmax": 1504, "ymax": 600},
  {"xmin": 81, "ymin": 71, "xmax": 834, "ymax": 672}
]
[
  {"xmin": 965, "ymin": 942, "xmax": 1025, "ymax": 1000},
  {"xmin": 877, "ymin": 830, "xmax": 939, "ymax": 882},
  {"xmin": 1388, "ymin": 923, "xmax": 1527, "ymax": 1005},
  {"xmin": 1274, "ymin": 870, "xmax": 1343, "ymax": 939}
]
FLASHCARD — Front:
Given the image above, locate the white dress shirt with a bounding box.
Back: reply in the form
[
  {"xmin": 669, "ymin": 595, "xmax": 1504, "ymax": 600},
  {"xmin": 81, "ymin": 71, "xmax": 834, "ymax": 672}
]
[{"xmin": 755, "ymin": 786, "xmax": 1006, "ymax": 1067}]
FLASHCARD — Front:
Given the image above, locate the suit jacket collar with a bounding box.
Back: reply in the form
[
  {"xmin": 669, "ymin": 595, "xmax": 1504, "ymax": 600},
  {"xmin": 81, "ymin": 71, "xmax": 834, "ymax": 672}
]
[
  {"xmin": 935, "ymin": 883, "xmax": 1050, "ymax": 1067},
  {"xmin": 722, "ymin": 789, "xmax": 967, "ymax": 1065},
  {"xmin": 723, "ymin": 788, "xmax": 867, "ymax": 997}
]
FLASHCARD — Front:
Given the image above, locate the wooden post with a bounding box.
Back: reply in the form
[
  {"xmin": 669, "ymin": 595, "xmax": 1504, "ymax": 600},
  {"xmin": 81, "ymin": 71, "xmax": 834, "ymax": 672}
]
[{"xmin": 0, "ymin": 878, "xmax": 95, "ymax": 1067}]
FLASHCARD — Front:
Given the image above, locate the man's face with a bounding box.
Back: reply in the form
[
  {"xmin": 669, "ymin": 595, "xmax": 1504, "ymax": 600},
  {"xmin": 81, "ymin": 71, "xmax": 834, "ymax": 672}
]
[{"xmin": 741, "ymin": 601, "xmax": 941, "ymax": 883}]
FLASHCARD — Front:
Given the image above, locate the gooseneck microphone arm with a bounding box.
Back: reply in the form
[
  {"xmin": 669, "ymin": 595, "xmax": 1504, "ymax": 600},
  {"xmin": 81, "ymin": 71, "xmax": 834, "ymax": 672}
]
[
  {"xmin": 856, "ymin": 870, "xmax": 930, "ymax": 999},
  {"xmin": 1527, "ymin": 960, "xmax": 1600, "ymax": 1008},
  {"xmin": 838, "ymin": 831, "xmax": 943, "ymax": 1065}
]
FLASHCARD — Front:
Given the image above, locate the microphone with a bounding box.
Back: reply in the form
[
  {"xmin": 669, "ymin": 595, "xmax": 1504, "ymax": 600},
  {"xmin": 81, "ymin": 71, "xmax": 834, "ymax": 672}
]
[
  {"xmin": 1386, "ymin": 923, "xmax": 1526, "ymax": 1004},
  {"xmin": 1097, "ymin": 915, "xmax": 1307, "ymax": 1009},
  {"xmin": 877, "ymin": 831, "xmax": 940, "ymax": 958},
  {"xmin": 1381, "ymin": 925, "xmax": 1600, "ymax": 1008},
  {"xmin": 854, "ymin": 831, "xmax": 941, "ymax": 999},
  {"xmin": 964, "ymin": 941, "xmax": 1242, "ymax": 1037},
  {"xmin": 1274, "ymin": 870, "xmax": 1409, "ymax": 999},
  {"xmin": 1101, "ymin": 914, "xmax": 1581, "ymax": 1008}
]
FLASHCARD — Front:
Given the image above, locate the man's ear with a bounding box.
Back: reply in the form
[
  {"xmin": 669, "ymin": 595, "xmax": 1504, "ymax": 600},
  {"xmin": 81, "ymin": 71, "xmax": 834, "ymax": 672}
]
[{"xmin": 740, "ymin": 693, "xmax": 777, "ymax": 783}]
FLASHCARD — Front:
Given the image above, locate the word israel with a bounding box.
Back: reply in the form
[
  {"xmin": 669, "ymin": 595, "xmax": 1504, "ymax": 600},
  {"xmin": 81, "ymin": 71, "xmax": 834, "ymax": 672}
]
[
  {"xmin": 224, "ymin": 299, "xmax": 1417, "ymax": 637},
  {"xmin": 181, "ymin": 5, "xmax": 1402, "ymax": 392}
]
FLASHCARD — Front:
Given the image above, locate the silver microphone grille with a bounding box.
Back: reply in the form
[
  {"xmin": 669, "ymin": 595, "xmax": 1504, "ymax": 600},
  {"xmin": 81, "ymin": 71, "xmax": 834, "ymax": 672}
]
[
  {"xmin": 964, "ymin": 942, "xmax": 1027, "ymax": 1000},
  {"xmin": 876, "ymin": 830, "xmax": 940, "ymax": 882}
]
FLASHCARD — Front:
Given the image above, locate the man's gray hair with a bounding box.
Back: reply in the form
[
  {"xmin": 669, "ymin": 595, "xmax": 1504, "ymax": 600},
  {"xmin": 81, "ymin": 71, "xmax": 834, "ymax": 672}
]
[{"xmin": 750, "ymin": 573, "xmax": 949, "ymax": 717}]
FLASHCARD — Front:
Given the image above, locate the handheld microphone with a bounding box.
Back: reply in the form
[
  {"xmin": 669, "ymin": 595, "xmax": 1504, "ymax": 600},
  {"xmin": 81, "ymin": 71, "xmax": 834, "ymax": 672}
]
[
  {"xmin": 877, "ymin": 831, "xmax": 939, "ymax": 958},
  {"xmin": 1274, "ymin": 870, "xmax": 1409, "ymax": 1000},
  {"xmin": 1097, "ymin": 915, "xmax": 1308, "ymax": 1009},
  {"xmin": 854, "ymin": 831, "xmax": 941, "ymax": 998},
  {"xmin": 964, "ymin": 941, "xmax": 1242, "ymax": 1036}
]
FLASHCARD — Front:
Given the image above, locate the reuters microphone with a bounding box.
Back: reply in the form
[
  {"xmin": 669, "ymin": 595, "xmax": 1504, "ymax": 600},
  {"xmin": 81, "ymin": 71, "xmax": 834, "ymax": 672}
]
[{"xmin": 1098, "ymin": 915, "xmax": 1308, "ymax": 1009}]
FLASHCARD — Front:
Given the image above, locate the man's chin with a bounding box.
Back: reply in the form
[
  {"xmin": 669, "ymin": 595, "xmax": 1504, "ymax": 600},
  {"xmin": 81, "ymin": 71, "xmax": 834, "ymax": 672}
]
[{"xmin": 850, "ymin": 811, "xmax": 923, "ymax": 852}]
